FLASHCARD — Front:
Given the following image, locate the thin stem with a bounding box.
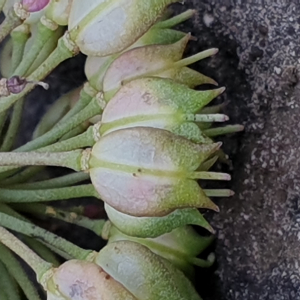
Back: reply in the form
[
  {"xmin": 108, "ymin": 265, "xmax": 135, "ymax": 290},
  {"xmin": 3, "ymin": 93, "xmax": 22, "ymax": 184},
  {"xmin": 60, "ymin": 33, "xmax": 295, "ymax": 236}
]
[
  {"xmin": 0, "ymin": 166, "xmax": 45, "ymax": 185},
  {"xmin": 9, "ymin": 171, "xmax": 89, "ymax": 189},
  {"xmin": 38, "ymin": 125, "xmax": 95, "ymax": 153},
  {"xmin": 186, "ymin": 113, "xmax": 229, "ymax": 122},
  {"xmin": 189, "ymin": 171, "xmax": 231, "ymax": 180},
  {"xmin": 0, "ymin": 226, "xmax": 52, "ymax": 279},
  {"xmin": 0, "ymin": 213, "xmax": 92, "ymax": 260},
  {"xmin": 0, "ymin": 7, "xmax": 22, "ymax": 44},
  {"xmin": 204, "ymin": 189, "xmax": 234, "ymax": 197},
  {"xmin": 155, "ymin": 9, "xmax": 196, "ymax": 29},
  {"xmin": 59, "ymin": 122, "xmax": 89, "ymax": 141},
  {"xmin": 0, "ymin": 98, "xmax": 24, "ymax": 151},
  {"xmin": 0, "ymin": 32, "xmax": 79, "ymax": 113},
  {"xmin": 203, "ymin": 125, "xmax": 244, "ymax": 137},
  {"xmin": 0, "ymin": 184, "xmax": 98, "ymax": 203},
  {"xmin": 55, "ymin": 85, "xmax": 95, "ymax": 126},
  {"xmin": 13, "ymin": 18, "xmax": 59, "ymax": 77},
  {"xmin": 0, "ymin": 260, "xmax": 21, "ymax": 300},
  {"xmin": 0, "ymin": 150, "xmax": 83, "ymax": 171},
  {"xmin": 0, "ymin": 242, "xmax": 42, "ymax": 300},
  {"xmin": 12, "ymin": 203, "xmax": 106, "ymax": 235},
  {"xmin": 16, "ymin": 96, "xmax": 101, "ymax": 152},
  {"xmin": 199, "ymin": 156, "xmax": 218, "ymax": 171}
]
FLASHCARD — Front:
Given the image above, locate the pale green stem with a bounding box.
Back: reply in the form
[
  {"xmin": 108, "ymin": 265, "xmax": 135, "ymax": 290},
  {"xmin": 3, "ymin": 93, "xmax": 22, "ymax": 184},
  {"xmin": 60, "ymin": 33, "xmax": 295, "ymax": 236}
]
[
  {"xmin": 16, "ymin": 96, "xmax": 101, "ymax": 152},
  {"xmin": 0, "ymin": 242, "xmax": 42, "ymax": 300},
  {"xmin": 9, "ymin": 171, "xmax": 89, "ymax": 189},
  {"xmin": 0, "ymin": 184, "xmax": 98, "ymax": 203},
  {"xmin": 0, "ymin": 32, "xmax": 79, "ymax": 113},
  {"xmin": 12, "ymin": 203, "xmax": 106, "ymax": 236},
  {"xmin": 0, "ymin": 260, "xmax": 21, "ymax": 300},
  {"xmin": 189, "ymin": 171, "xmax": 230, "ymax": 180},
  {"xmin": 0, "ymin": 226, "xmax": 52, "ymax": 281},
  {"xmin": 0, "ymin": 203, "xmax": 60, "ymax": 266},
  {"xmin": 0, "ymin": 150, "xmax": 83, "ymax": 171},
  {"xmin": 0, "ymin": 0, "xmax": 6, "ymax": 12},
  {"xmin": 203, "ymin": 189, "xmax": 234, "ymax": 197},
  {"xmin": 203, "ymin": 125, "xmax": 244, "ymax": 137},
  {"xmin": 59, "ymin": 122, "xmax": 89, "ymax": 141},
  {"xmin": 186, "ymin": 113, "xmax": 229, "ymax": 122},
  {"xmin": 0, "ymin": 98, "xmax": 24, "ymax": 151},
  {"xmin": 0, "ymin": 166, "xmax": 45, "ymax": 185},
  {"xmin": 26, "ymin": 26, "xmax": 64, "ymax": 76},
  {"xmin": 39, "ymin": 125, "xmax": 95, "ymax": 152},
  {"xmin": 13, "ymin": 19, "xmax": 59, "ymax": 76},
  {"xmin": 55, "ymin": 86, "xmax": 94, "ymax": 126},
  {"xmin": 155, "ymin": 9, "xmax": 196, "ymax": 29},
  {"xmin": 10, "ymin": 24, "xmax": 31, "ymax": 73},
  {"xmin": 0, "ymin": 212, "xmax": 93, "ymax": 260},
  {"xmin": 0, "ymin": 7, "xmax": 22, "ymax": 44}
]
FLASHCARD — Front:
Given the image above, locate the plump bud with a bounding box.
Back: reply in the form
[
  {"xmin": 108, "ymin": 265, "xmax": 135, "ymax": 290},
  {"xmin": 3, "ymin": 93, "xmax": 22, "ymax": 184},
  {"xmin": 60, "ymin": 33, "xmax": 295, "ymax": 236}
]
[
  {"xmin": 84, "ymin": 10, "xmax": 197, "ymax": 91},
  {"xmin": 44, "ymin": 259, "xmax": 136, "ymax": 300},
  {"xmin": 22, "ymin": 0, "xmax": 50, "ymax": 12},
  {"xmin": 105, "ymin": 203, "xmax": 214, "ymax": 238},
  {"xmin": 100, "ymin": 77, "xmax": 225, "ymax": 143},
  {"xmin": 94, "ymin": 240, "xmax": 202, "ymax": 300},
  {"xmin": 89, "ymin": 127, "xmax": 221, "ymax": 217},
  {"xmin": 103, "ymin": 35, "xmax": 218, "ymax": 100},
  {"xmin": 107, "ymin": 225, "xmax": 215, "ymax": 277},
  {"xmin": 68, "ymin": 0, "xmax": 179, "ymax": 56}
]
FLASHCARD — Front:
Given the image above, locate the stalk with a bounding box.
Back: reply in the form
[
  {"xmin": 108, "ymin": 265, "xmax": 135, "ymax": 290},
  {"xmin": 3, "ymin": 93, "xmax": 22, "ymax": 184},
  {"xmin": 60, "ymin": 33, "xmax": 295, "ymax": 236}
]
[{"xmin": 0, "ymin": 213, "xmax": 93, "ymax": 260}]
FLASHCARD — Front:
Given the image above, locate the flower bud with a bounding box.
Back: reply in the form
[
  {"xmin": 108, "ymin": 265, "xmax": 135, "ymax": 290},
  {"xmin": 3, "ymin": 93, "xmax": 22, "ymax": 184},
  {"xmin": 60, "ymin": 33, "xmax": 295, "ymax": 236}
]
[
  {"xmin": 100, "ymin": 77, "xmax": 225, "ymax": 143},
  {"xmin": 89, "ymin": 127, "xmax": 221, "ymax": 217},
  {"xmin": 44, "ymin": 259, "xmax": 136, "ymax": 300},
  {"xmin": 103, "ymin": 35, "xmax": 218, "ymax": 100},
  {"xmin": 22, "ymin": 0, "xmax": 50, "ymax": 12},
  {"xmin": 107, "ymin": 225, "xmax": 215, "ymax": 277},
  {"xmin": 45, "ymin": 0, "xmax": 72, "ymax": 25},
  {"xmin": 105, "ymin": 203, "xmax": 214, "ymax": 238},
  {"xmin": 94, "ymin": 240, "xmax": 202, "ymax": 300},
  {"xmin": 68, "ymin": 0, "xmax": 179, "ymax": 56}
]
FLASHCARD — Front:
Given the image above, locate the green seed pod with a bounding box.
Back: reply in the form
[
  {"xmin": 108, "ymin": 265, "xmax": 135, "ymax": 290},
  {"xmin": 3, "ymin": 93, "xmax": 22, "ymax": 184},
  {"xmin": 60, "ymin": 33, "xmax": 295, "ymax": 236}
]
[
  {"xmin": 89, "ymin": 127, "xmax": 223, "ymax": 217},
  {"xmin": 68, "ymin": 0, "xmax": 179, "ymax": 56}
]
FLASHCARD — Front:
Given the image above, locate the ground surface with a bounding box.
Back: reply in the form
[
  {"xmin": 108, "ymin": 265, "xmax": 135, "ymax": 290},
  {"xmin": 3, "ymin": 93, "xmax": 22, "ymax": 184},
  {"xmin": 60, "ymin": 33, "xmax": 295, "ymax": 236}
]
[{"xmin": 15, "ymin": 1, "xmax": 300, "ymax": 299}]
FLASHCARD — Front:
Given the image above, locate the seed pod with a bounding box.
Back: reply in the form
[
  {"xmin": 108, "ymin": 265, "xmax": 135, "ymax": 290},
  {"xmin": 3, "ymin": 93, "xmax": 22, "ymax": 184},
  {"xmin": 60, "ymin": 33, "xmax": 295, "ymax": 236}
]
[
  {"xmin": 89, "ymin": 127, "xmax": 221, "ymax": 217},
  {"xmin": 68, "ymin": 0, "xmax": 179, "ymax": 56}
]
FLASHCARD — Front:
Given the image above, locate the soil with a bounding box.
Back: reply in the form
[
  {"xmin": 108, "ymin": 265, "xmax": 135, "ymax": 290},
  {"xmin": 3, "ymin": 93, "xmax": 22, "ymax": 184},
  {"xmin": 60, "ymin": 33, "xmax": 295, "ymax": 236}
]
[{"xmin": 8, "ymin": 1, "xmax": 300, "ymax": 299}]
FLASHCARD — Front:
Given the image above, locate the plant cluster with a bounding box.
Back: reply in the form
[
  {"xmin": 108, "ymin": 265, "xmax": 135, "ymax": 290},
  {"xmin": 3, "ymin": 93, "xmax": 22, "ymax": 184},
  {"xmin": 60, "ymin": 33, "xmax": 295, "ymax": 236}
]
[{"xmin": 0, "ymin": 1, "xmax": 243, "ymax": 299}]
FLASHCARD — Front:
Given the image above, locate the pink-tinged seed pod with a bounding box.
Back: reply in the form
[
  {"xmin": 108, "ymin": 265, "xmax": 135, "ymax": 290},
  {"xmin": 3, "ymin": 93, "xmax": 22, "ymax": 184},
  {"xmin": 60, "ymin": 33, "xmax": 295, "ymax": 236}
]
[
  {"xmin": 89, "ymin": 127, "xmax": 222, "ymax": 217},
  {"xmin": 68, "ymin": 0, "xmax": 180, "ymax": 56},
  {"xmin": 94, "ymin": 240, "xmax": 202, "ymax": 300},
  {"xmin": 21, "ymin": 0, "xmax": 50, "ymax": 12},
  {"xmin": 45, "ymin": 259, "xmax": 136, "ymax": 300},
  {"xmin": 107, "ymin": 225, "xmax": 215, "ymax": 277}
]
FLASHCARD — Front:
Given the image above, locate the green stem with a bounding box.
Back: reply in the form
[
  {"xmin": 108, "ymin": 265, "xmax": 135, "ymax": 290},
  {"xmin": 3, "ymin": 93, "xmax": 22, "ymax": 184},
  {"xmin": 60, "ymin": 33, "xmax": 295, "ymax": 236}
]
[
  {"xmin": 39, "ymin": 125, "xmax": 95, "ymax": 152},
  {"xmin": 59, "ymin": 122, "xmax": 89, "ymax": 141},
  {"xmin": 0, "ymin": 0, "xmax": 6, "ymax": 12},
  {"xmin": 9, "ymin": 171, "xmax": 89, "ymax": 189},
  {"xmin": 55, "ymin": 84, "xmax": 96, "ymax": 126},
  {"xmin": 0, "ymin": 212, "xmax": 93, "ymax": 260},
  {"xmin": 0, "ymin": 226, "xmax": 52, "ymax": 281},
  {"xmin": 155, "ymin": 9, "xmax": 195, "ymax": 29},
  {"xmin": 16, "ymin": 96, "xmax": 101, "ymax": 152},
  {"xmin": 203, "ymin": 189, "xmax": 234, "ymax": 197},
  {"xmin": 0, "ymin": 31, "xmax": 79, "ymax": 113},
  {"xmin": 10, "ymin": 24, "xmax": 31, "ymax": 73},
  {"xmin": 0, "ymin": 150, "xmax": 83, "ymax": 171},
  {"xmin": 13, "ymin": 17, "xmax": 59, "ymax": 77},
  {"xmin": 203, "ymin": 125, "xmax": 244, "ymax": 137},
  {"xmin": 0, "ymin": 260, "xmax": 21, "ymax": 300},
  {"xmin": 0, "ymin": 184, "xmax": 98, "ymax": 203},
  {"xmin": 0, "ymin": 7, "xmax": 22, "ymax": 44},
  {"xmin": 0, "ymin": 242, "xmax": 42, "ymax": 300},
  {"xmin": 0, "ymin": 98, "xmax": 24, "ymax": 151},
  {"xmin": 12, "ymin": 203, "xmax": 106, "ymax": 235},
  {"xmin": 0, "ymin": 166, "xmax": 45, "ymax": 185}
]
